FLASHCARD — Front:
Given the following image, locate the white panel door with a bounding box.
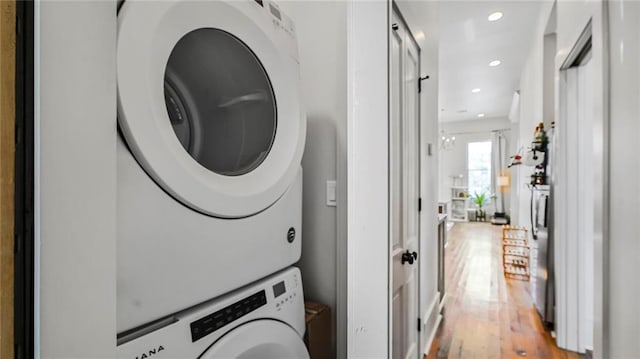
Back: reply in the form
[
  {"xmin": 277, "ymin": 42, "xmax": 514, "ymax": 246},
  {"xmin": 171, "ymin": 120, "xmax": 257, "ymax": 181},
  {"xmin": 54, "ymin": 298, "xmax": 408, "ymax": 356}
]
[
  {"xmin": 577, "ymin": 58, "xmax": 595, "ymax": 353},
  {"xmin": 390, "ymin": 9, "xmax": 420, "ymax": 359},
  {"xmin": 557, "ymin": 55, "xmax": 595, "ymax": 353}
]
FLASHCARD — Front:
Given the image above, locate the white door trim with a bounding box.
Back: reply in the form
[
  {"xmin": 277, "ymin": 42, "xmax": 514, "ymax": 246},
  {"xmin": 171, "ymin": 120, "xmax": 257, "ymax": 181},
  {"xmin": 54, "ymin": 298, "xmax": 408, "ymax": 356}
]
[{"xmin": 346, "ymin": 1, "xmax": 389, "ymax": 357}]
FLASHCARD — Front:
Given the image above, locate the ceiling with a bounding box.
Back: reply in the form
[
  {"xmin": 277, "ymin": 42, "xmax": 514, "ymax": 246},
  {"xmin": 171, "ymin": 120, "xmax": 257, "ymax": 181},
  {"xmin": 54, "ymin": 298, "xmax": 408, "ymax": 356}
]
[{"xmin": 438, "ymin": 1, "xmax": 543, "ymax": 122}]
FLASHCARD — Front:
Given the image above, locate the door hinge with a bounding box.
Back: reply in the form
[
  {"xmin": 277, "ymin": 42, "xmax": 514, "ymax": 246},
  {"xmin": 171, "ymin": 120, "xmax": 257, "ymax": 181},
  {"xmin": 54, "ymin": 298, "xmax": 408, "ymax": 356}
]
[
  {"xmin": 418, "ymin": 75, "xmax": 429, "ymax": 93},
  {"xmin": 417, "ymin": 317, "xmax": 422, "ymax": 332},
  {"xmin": 418, "ymin": 197, "xmax": 422, "ymax": 212}
]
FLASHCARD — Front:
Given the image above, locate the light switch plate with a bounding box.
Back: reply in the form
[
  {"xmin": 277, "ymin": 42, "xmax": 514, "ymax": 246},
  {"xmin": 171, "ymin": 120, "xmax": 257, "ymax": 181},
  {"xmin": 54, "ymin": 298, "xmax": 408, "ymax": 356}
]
[{"xmin": 326, "ymin": 180, "xmax": 337, "ymax": 207}]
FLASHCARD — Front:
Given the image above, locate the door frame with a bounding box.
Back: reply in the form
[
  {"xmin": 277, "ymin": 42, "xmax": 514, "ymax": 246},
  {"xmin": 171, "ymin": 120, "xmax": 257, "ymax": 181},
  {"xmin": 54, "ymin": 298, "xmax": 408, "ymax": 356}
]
[
  {"xmin": 13, "ymin": 1, "xmax": 35, "ymax": 358},
  {"xmin": 346, "ymin": 1, "xmax": 390, "ymax": 357},
  {"xmin": 556, "ymin": 17, "xmax": 608, "ymax": 355},
  {"xmin": 347, "ymin": 1, "xmax": 438, "ymax": 357}
]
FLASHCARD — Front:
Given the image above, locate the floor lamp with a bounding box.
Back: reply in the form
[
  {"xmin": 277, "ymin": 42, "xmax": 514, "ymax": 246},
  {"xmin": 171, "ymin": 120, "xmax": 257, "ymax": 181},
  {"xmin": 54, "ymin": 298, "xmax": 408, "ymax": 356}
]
[{"xmin": 492, "ymin": 174, "xmax": 510, "ymax": 225}]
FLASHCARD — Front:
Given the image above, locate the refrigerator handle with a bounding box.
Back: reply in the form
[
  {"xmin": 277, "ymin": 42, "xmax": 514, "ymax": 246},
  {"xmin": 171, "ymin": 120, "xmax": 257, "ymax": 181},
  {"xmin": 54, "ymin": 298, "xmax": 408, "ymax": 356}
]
[{"xmin": 530, "ymin": 187, "xmax": 537, "ymax": 240}]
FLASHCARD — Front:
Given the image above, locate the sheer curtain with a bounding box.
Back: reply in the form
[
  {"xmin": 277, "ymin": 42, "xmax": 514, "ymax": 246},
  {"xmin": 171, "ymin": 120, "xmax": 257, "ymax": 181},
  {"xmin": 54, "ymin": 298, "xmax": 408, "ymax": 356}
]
[{"xmin": 491, "ymin": 131, "xmax": 508, "ymax": 214}]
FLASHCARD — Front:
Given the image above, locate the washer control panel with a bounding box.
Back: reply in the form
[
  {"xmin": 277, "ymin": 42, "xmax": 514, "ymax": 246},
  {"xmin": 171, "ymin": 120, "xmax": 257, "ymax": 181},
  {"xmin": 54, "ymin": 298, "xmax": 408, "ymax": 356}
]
[
  {"xmin": 117, "ymin": 268, "xmax": 305, "ymax": 359},
  {"xmin": 273, "ymin": 271, "xmax": 301, "ymax": 312},
  {"xmin": 190, "ymin": 290, "xmax": 267, "ymax": 342}
]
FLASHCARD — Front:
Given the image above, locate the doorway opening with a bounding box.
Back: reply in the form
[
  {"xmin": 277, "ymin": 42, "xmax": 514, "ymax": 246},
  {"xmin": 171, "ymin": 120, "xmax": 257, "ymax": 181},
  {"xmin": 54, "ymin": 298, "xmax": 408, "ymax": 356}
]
[{"xmin": 430, "ymin": 2, "xmax": 601, "ymax": 358}]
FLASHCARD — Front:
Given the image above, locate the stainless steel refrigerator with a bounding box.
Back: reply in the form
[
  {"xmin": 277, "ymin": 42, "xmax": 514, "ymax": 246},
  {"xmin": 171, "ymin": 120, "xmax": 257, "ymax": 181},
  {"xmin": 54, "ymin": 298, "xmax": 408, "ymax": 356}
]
[
  {"xmin": 531, "ymin": 186, "xmax": 554, "ymax": 328},
  {"xmin": 531, "ymin": 126, "xmax": 555, "ymax": 328}
]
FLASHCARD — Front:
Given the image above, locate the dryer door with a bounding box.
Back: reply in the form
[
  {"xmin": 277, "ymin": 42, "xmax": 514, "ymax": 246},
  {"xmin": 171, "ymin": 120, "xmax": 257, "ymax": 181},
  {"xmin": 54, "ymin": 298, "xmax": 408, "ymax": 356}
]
[
  {"xmin": 117, "ymin": 1, "xmax": 304, "ymax": 218},
  {"xmin": 201, "ymin": 320, "xmax": 309, "ymax": 359}
]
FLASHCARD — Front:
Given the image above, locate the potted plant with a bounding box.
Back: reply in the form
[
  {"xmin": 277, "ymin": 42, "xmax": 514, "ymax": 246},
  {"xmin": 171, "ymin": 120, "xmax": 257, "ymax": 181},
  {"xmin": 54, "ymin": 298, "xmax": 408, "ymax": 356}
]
[{"xmin": 471, "ymin": 192, "xmax": 488, "ymax": 221}]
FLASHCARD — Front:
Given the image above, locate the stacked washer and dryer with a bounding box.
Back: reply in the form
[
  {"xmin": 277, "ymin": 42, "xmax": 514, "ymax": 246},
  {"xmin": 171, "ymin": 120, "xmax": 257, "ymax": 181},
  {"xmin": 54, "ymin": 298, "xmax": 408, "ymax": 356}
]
[{"xmin": 116, "ymin": 0, "xmax": 308, "ymax": 357}]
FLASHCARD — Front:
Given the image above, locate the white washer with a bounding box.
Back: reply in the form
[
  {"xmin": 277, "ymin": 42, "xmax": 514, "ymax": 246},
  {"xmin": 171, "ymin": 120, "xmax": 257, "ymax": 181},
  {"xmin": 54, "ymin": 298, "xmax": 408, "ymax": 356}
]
[
  {"xmin": 117, "ymin": 0, "xmax": 305, "ymax": 333},
  {"xmin": 117, "ymin": 267, "xmax": 309, "ymax": 359}
]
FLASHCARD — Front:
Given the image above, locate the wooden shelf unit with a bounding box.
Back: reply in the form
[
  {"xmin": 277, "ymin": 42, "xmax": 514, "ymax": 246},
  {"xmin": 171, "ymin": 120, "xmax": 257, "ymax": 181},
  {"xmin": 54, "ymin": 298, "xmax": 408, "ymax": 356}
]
[{"xmin": 501, "ymin": 226, "xmax": 530, "ymax": 281}]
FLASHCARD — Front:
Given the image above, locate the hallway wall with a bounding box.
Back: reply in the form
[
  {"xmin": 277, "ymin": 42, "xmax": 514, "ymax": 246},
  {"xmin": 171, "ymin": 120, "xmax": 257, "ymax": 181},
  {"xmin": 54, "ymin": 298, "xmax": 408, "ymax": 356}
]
[
  {"xmin": 606, "ymin": 1, "xmax": 640, "ymax": 356},
  {"xmin": 518, "ymin": 0, "xmax": 640, "ymax": 356},
  {"xmin": 280, "ymin": 2, "xmax": 347, "ymax": 358},
  {"xmin": 37, "ymin": 2, "xmax": 117, "ymax": 357},
  {"xmin": 515, "ymin": 26, "xmax": 544, "ymax": 228}
]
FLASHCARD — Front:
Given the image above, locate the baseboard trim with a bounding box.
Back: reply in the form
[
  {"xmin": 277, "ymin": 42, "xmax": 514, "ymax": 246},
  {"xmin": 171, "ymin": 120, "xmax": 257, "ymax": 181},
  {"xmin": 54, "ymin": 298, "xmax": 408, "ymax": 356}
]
[
  {"xmin": 438, "ymin": 293, "xmax": 447, "ymax": 312},
  {"xmin": 423, "ymin": 313, "xmax": 443, "ymax": 356},
  {"xmin": 421, "ymin": 292, "xmax": 442, "ymax": 355},
  {"xmin": 423, "ymin": 292, "xmax": 440, "ymax": 322}
]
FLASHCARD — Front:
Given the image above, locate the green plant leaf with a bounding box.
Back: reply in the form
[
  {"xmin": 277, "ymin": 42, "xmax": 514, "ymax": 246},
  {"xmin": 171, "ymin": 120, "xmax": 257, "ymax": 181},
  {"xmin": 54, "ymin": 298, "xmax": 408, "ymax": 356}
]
[{"xmin": 472, "ymin": 191, "xmax": 488, "ymax": 208}]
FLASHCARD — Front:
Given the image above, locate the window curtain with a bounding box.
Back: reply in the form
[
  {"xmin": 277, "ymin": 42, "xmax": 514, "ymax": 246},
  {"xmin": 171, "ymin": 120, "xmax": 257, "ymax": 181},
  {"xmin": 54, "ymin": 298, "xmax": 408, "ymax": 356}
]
[{"xmin": 491, "ymin": 131, "xmax": 508, "ymax": 214}]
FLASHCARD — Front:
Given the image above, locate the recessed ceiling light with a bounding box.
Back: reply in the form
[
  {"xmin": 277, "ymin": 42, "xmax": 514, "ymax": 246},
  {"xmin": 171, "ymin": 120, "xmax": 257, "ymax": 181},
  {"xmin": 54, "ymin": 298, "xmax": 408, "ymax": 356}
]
[
  {"xmin": 471, "ymin": 88, "xmax": 481, "ymax": 93},
  {"xmin": 478, "ymin": 113, "xmax": 485, "ymax": 118},
  {"xmin": 489, "ymin": 60, "xmax": 501, "ymax": 67},
  {"xmin": 488, "ymin": 12, "xmax": 503, "ymax": 21}
]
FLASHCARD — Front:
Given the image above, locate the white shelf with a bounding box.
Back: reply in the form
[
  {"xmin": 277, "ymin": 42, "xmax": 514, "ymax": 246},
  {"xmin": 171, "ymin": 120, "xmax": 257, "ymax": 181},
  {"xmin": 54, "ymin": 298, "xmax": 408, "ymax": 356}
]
[{"xmin": 450, "ymin": 197, "xmax": 468, "ymax": 221}]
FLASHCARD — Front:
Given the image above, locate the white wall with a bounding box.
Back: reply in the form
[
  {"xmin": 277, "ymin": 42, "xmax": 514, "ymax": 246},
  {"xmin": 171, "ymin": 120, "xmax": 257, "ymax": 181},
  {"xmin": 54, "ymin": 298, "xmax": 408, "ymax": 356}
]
[
  {"xmin": 36, "ymin": 2, "xmax": 116, "ymax": 357},
  {"xmin": 515, "ymin": 0, "xmax": 637, "ymax": 356},
  {"xmin": 606, "ymin": 1, "xmax": 640, "ymax": 356},
  {"xmin": 279, "ymin": 2, "xmax": 347, "ymax": 358},
  {"xmin": 515, "ymin": 16, "xmax": 547, "ymax": 228},
  {"xmin": 395, "ymin": 0, "xmax": 441, "ymax": 354}
]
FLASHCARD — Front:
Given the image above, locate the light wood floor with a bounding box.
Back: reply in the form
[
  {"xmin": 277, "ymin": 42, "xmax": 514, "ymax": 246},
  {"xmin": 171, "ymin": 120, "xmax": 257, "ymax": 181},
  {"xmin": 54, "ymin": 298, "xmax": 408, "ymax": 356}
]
[{"xmin": 425, "ymin": 222, "xmax": 582, "ymax": 359}]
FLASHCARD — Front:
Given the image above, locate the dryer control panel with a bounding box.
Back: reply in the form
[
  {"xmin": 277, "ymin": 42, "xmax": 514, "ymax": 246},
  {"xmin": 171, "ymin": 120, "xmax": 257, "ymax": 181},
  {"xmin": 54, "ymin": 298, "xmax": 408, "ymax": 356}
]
[
  {"xmin": 252, "ymin": 0, "xmax": 295, "ymax": 36},
  {"xmin": 251, "ymin": 0, "xmax": 299, "ymax": 62}
]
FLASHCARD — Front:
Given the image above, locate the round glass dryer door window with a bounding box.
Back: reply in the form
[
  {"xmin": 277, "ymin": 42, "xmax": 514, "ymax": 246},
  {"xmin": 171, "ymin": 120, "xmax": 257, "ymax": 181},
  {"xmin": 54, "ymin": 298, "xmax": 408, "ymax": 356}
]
[{"xmin": 164, "ymin": 28, "xmax": 277, "ymax": 176}]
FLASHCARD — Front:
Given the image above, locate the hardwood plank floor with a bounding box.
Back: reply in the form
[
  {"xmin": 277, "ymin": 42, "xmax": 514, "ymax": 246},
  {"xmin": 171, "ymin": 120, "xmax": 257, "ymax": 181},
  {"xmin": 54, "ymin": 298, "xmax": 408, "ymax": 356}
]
[{"xmin": 425, "ymin": 222, "xmax": 581, "ymax": 359}]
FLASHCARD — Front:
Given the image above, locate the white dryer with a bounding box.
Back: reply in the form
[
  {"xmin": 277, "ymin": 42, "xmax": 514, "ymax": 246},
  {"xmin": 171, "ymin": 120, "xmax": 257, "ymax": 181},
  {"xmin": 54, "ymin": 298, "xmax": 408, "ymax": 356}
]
[
  {"xmin": 117, "ymin": 267, "xmax": 309, "ymax": 359},
  {"xmin": 117, "ymin": 0, "xmax": 305, "ymax": 333}
]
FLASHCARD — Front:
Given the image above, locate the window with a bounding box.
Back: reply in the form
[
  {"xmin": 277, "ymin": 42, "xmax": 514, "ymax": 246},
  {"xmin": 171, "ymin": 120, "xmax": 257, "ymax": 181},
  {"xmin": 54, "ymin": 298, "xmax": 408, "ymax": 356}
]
[
  {"xmin": 164, "ymin": 28, "xmax": 276, "ymax": 176},
  {"xmin": 467, "ymin": 141, "xmax": 492, "ymax": 198}
]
